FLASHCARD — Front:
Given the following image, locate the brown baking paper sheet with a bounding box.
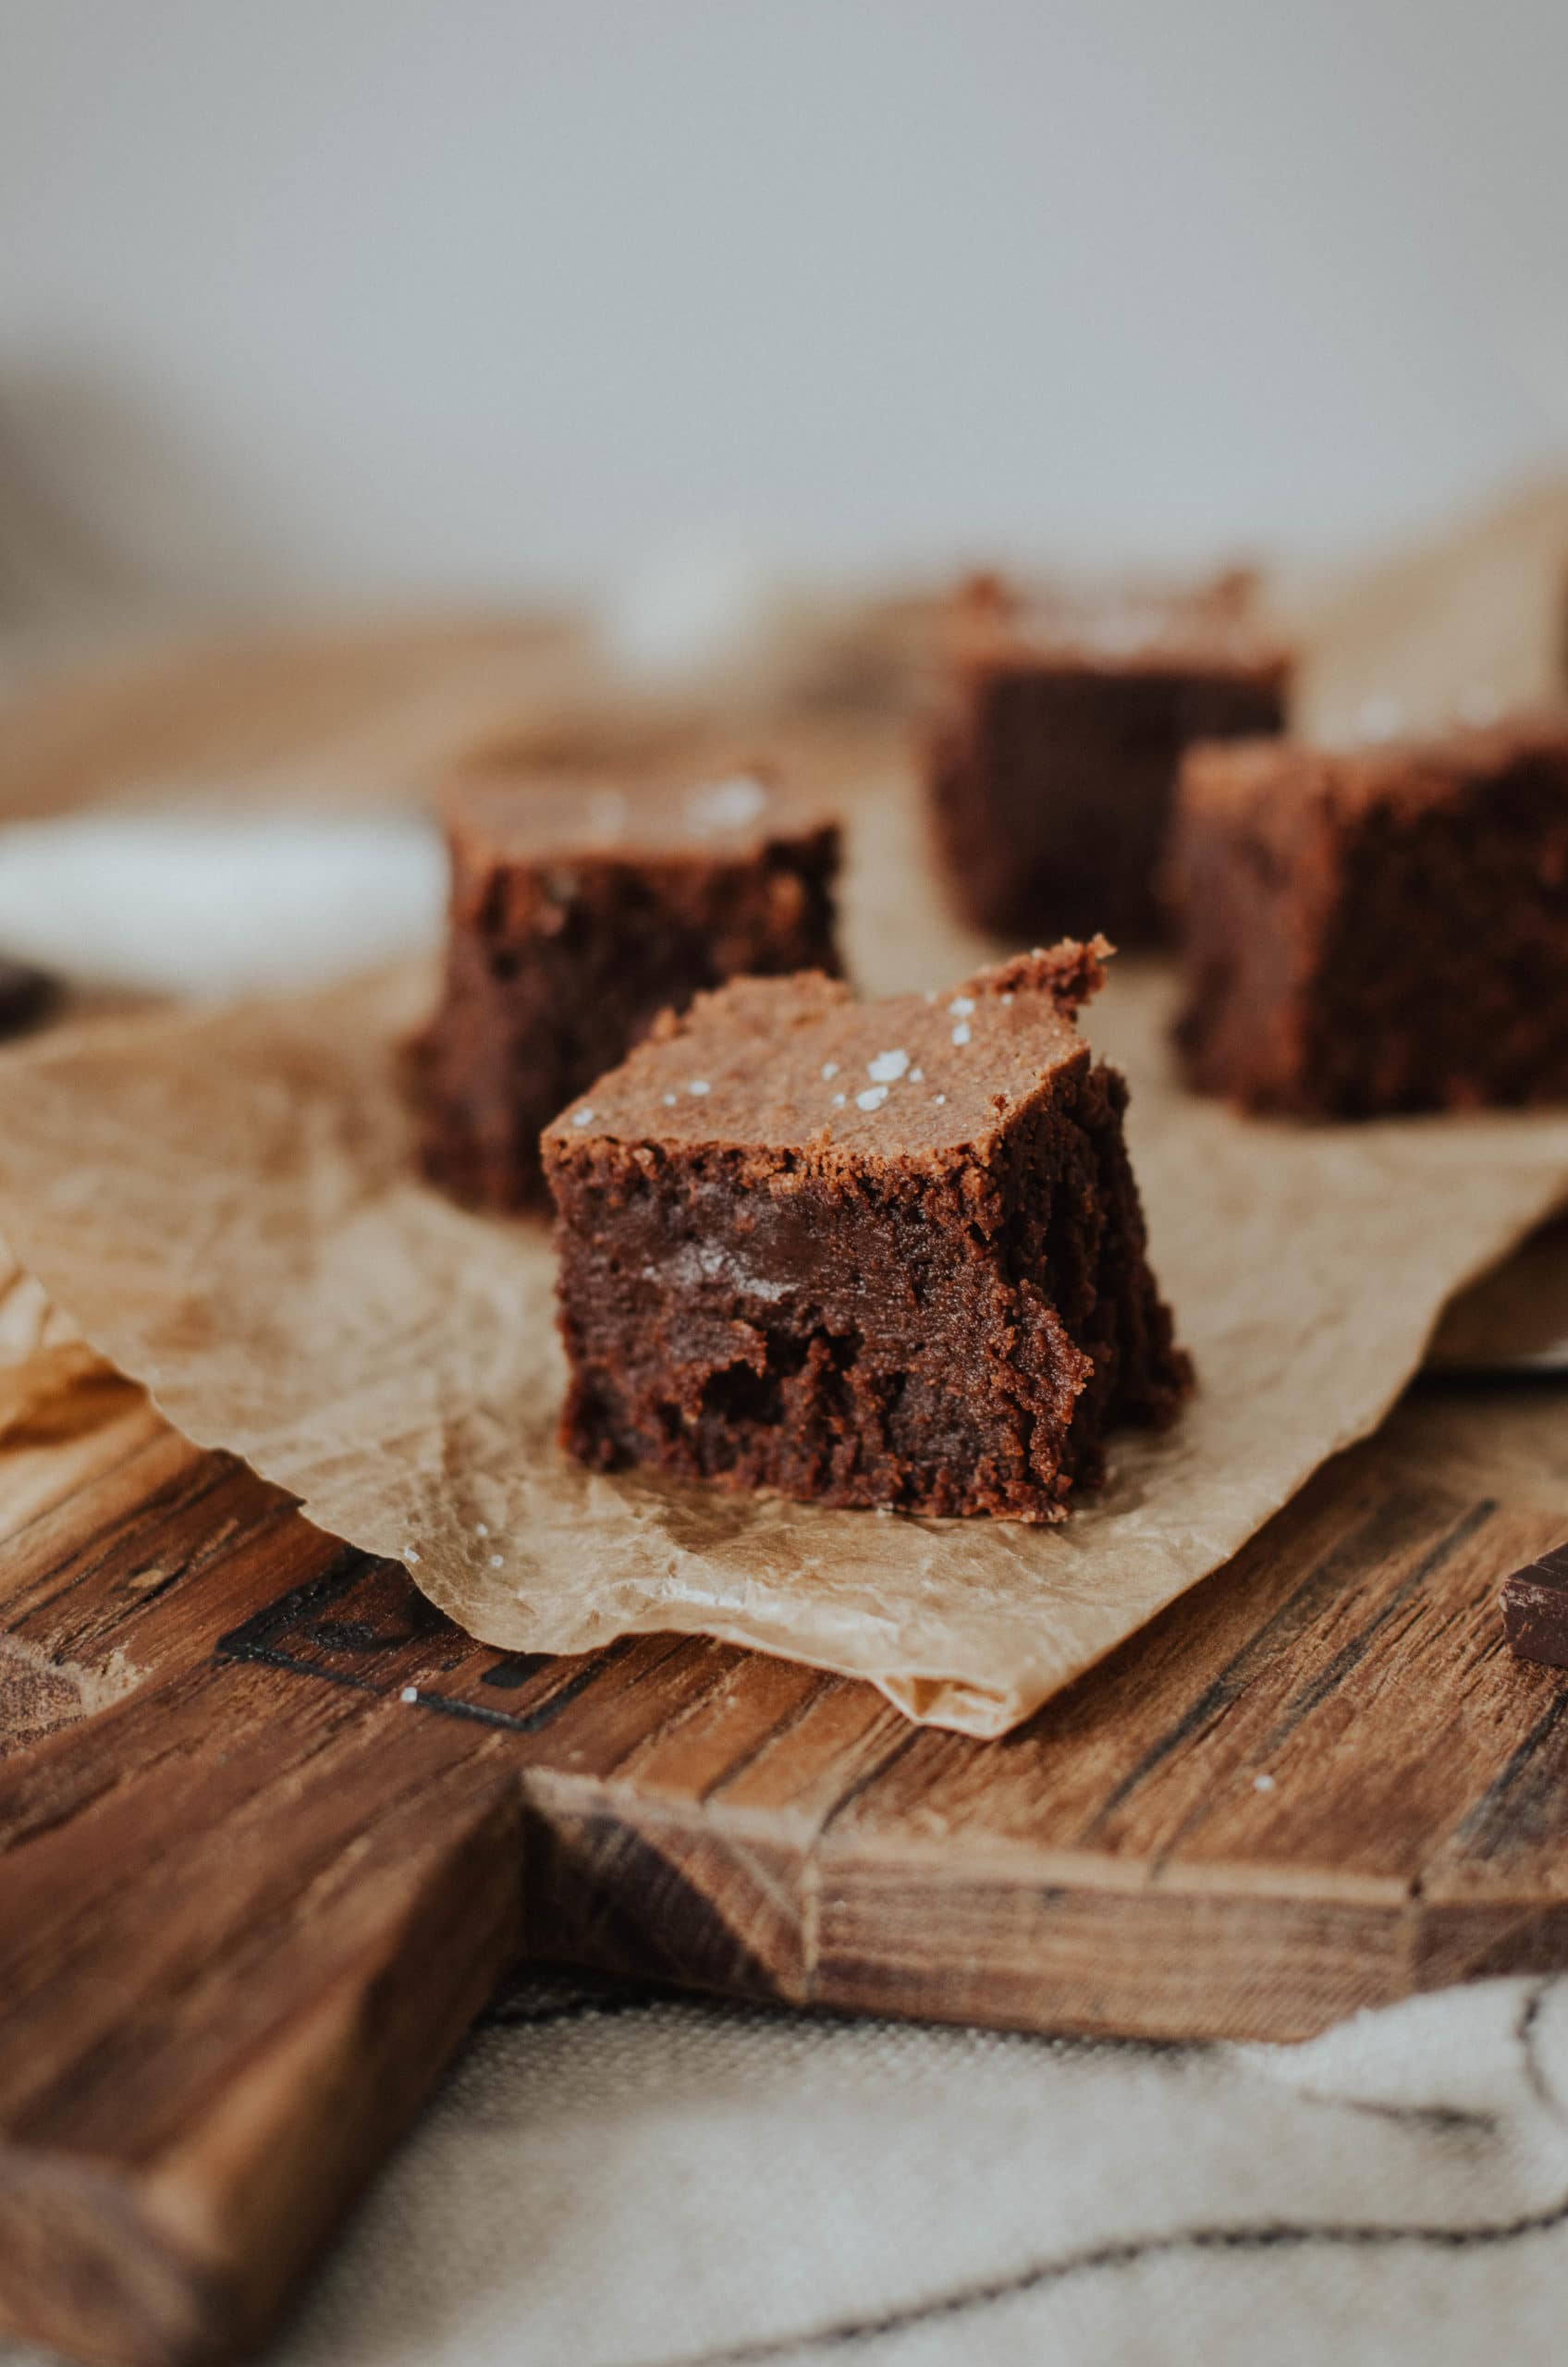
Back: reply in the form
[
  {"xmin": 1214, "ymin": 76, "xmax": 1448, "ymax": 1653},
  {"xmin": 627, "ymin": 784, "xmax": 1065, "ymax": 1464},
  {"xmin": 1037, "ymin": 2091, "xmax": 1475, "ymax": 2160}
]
[{"xmin": 0, "ymin": 786, "xmax": 1565, "ymax": 1736}]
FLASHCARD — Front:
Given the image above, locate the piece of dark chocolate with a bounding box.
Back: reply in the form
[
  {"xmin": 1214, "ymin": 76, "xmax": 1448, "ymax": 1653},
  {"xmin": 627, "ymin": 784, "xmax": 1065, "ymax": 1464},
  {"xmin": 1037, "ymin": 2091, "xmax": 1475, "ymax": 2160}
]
[{"xmin": 1501, "ymin": 1543, "xmax": 1568, "ymax": 1669}]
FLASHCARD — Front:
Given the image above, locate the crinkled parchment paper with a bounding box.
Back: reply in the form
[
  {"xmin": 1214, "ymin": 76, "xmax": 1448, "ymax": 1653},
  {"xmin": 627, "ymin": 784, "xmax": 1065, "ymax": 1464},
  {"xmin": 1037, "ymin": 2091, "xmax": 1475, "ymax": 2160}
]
[{"xmin": 0, "ymin": 779, "xmax": 1564, "ymax": 1735}]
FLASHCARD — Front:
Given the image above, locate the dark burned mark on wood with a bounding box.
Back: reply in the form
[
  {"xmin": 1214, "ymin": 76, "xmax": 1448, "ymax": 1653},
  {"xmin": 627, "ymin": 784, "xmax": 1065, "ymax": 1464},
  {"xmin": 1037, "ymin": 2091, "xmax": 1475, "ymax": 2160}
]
[
  {"xmin": 480, "ymin": 1651, "xmax": 554, "ymax": 1691},
  {"xmin": 398, "ymin": 1682, "xmax": 587, "ymax": 1736},
  {"xmin": 214, "ymin": 1557, "xmax": 643, "ymax": 1735},
  {"xmin": 653, "ymin": 2184, "xmax": 1568, "ymax": 2366},
  {"xmin": 216, "ymin": 1553, "xmax": 446, "ymax": 1662},
  {"xmin": 306, "ymin": 1618, "xmax": 390, "ymax": 1654},
  {"xmin": 221, "ymin": 1644, "xmax": 385, "ymax": 1699},
  {"xmin": 398, "ymin": 1644, "xmax": 640, "ymax": 1735},
  {"xmin": 214, "ymin": 1551, "xmax": 371, "ymax": 1664},
  {"xmin": 475, "ymin": 1638, "xmax": 639, "ymax": 1734}
]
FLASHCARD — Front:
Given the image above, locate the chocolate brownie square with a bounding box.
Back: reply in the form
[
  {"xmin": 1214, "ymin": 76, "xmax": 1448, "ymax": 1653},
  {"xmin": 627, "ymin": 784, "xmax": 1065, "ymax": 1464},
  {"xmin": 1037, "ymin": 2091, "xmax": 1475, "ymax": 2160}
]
[
  {"xmin": 416, "ymin": 755, "xmax": 841, "ymax": 1209},
  {"xmin": 1171, "ymin": 715, "xmax": 1568, "ymax": 1117},
  {"xmin": 927, "ymin": 572, "xmax": 1292, "ymax": 945},
  {"xmin": 543, "ymin": 938, "xmax": 1191, "ymax": 1522}
]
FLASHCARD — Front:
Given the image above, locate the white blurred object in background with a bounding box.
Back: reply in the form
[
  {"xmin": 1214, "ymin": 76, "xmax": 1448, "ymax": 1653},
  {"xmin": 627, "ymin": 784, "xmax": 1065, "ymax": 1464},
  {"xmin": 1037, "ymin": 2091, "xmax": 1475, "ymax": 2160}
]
[
  {"xmin": 599, "ymin": 532, "xmax": 790, "ymax": 684},
  {"xmin": 0, "ymin": 814, "xmax": 444, "ymax": 998}
]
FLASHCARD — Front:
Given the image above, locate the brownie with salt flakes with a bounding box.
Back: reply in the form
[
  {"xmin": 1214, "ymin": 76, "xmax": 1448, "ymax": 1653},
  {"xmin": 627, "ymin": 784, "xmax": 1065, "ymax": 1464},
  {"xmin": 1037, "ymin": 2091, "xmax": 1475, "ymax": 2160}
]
[
  {"xmin": 543, "ymin": 938, "xmax": 1191, "ymax": 1523},
  {"xmin": 415, "ymin": 754, "xmax": 842, "ymax": 1212},
  {"xmin": 1171, "ymin": 714, "xmax": 1568, "ymax": 1118}
]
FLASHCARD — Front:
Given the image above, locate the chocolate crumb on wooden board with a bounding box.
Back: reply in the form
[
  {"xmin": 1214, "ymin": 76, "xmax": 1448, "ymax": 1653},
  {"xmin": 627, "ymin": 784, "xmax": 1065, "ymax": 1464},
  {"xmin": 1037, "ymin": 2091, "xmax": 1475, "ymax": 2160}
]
[
  {"xmin": 543, "ymin": 936, "xmax": 1190, "ymax": 1521},
  {"xmin": 414, "ymin": 747, "xmax": 842, "ymax": 1211},
  {"xmin": 0, "ymin": 955, "xmax": 60, "ymax": 1037},
  {"xmin": 925, "ymin": 569, "xmax": 1292, "ymax": 946},
  {"xmin": 1501, "ymin": 1541, "xmax": 1568, "ymax": 1668},
  {"xmin": 1170, "ymin": 710, "xmax": 1568, "ymax": 1118}
]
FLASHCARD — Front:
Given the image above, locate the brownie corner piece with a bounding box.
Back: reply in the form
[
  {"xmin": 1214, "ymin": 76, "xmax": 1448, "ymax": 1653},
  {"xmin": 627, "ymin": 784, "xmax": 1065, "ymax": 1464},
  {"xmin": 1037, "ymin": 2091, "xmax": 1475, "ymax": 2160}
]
[
  {"xmin": 414, "ymin": 752, "xmax": 842, "ymax": 1211},
  {"xmin": 1170, "ymin": 714, "xmax": 1568, "ymax": 1117},
  {"xmin": 925, "ymin": 570, "xmax": 1292, "ymax": 948},
  {"xmin": 544, "ymin": 941, "xmax": 1191, "ymax": 1522}
]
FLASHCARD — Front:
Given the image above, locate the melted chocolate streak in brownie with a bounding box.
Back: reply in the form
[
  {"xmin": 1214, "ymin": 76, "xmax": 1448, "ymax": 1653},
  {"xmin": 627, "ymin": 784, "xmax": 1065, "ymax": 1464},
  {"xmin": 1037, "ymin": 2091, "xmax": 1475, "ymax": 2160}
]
[{"xmin": 617, "ymin": 1978, "xmax": 1568, "ymax": 2367}]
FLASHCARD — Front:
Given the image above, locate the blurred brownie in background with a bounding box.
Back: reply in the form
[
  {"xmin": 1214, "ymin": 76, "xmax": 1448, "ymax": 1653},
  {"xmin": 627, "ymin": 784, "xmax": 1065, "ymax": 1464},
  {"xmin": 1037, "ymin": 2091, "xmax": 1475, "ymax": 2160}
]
[
  {"xmin": 926, "ymin": 570, "xmax": 1292, "ymax": 945},
  {"xmin": 416, "ymin": 753, "xmax": 841, "ymax": 1210},
  {"xmin": 1171, "ymin": 714, "xmax": 1568, "ymax": 1117}
]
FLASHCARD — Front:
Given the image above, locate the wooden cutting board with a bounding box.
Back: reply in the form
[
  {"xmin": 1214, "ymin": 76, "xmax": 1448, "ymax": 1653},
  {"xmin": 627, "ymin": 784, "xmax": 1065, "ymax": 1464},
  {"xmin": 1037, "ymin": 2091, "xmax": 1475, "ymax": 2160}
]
[{"xmin": 2, "ymin": 1346, "xmax": 1567, "ymax": 2367}]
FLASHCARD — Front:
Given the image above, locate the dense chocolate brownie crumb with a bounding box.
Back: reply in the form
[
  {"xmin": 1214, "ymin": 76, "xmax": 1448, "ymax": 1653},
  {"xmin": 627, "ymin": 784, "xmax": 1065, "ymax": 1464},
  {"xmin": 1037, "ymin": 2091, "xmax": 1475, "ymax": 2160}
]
[
  {"xmin": 544, "ymin": 938, "xmax": 1192, "ymax": 1522},
  {"xmin": 415, "ymin": 754, "xmax": 842, "ymax": 1210},
  {"xmin": 1171, "ymin": 714, "xmax": 1568, "ymax": 1118},
  {"xmin": 927, "ymin": 571, "xmax": 1292, "ymax": 946}
]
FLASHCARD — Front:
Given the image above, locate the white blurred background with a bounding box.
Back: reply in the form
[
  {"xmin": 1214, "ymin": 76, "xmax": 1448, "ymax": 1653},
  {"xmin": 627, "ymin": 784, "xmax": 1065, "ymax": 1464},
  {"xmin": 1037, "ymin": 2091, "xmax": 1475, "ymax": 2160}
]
[{"xmin": 3, "ymin": 0, "xmax": 1567, "ymax": 624}]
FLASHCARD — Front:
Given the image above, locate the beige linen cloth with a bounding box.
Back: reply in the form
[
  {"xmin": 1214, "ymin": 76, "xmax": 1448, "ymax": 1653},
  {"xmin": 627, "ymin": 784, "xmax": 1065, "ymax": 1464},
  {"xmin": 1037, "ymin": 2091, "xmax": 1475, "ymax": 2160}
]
[{"xmin": 6, "ymin": 1968, "xmax": 1568, "ymax": 2367}]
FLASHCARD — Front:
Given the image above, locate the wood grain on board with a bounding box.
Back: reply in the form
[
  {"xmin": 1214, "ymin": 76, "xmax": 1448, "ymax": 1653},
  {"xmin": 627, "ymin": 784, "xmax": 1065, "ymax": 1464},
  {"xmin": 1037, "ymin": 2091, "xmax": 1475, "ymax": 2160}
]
[{"xmin": 2, "ymin": 1351, "xmax": 1567, "ymax": 2365}]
